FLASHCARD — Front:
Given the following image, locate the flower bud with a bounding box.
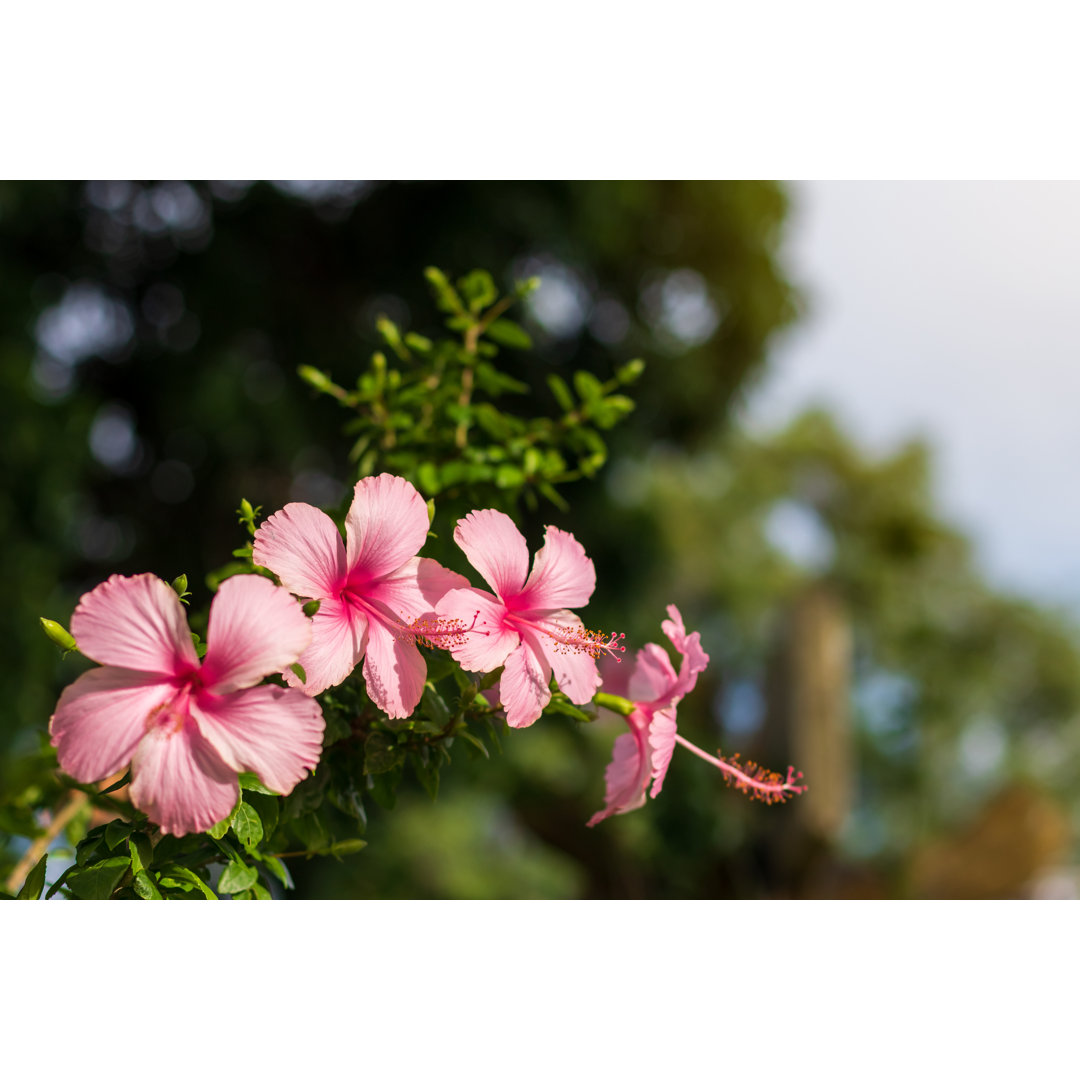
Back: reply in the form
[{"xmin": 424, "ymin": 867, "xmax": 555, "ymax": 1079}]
[{"xmin": 40, "ymin": 618, "xmax": 77, "ymax": 654}]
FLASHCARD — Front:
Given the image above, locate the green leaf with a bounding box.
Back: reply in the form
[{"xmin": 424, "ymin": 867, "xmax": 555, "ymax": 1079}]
[
  {"xmin": 323, "ymin": 710, "xmax": 351, "ymax": 746},
  {"xmin": 420, "ymin": 685, "xmax": 451, "ymax": 728},
  {"xmin": 16, "ymin": 854, "xmax": 47, "ymax": 900},
  {"xmin": 289, "ymin": 662, "xmax": 307, "ymax": 685},
  {"xmin": 68, "ymin": 856, "xmax": 130, "ymax": 900},
  {"xmin": 495, "ymin": 464, "xmax": 525, "ymax": 489},
  {"xmin": 297, "ymin": 365, "xmax": 338, "ymax": 394},
  {"xmin": 207, "ymin": 816, "xmax": 230, "ymax": 840},
  {"xmin": 458, "ymin": 269, "xmax": 497, "ymax": 314},
  {"xmin": 290, "ymin": 813, "xmax": 328, "ymax": 853},
  {"xmin": 217, "ymin": 861, "xmax": 259, "ymax": 894},
  {"xmin": 547, "ymin": 374, "xmax": 574, "ymax": 412},
  {"xmin": 105, "ymin": 819, "xmax": 134, "ymax": 850},
  {"xmin": 159, "ymin": 865, "xmax": 217, "ymax": 899},
  {"xmin": 238, "ymin": 772, "xmax": 277, "ymax": 796},
  {"xmin": 99, "ymin": 772, "xmax": 131, "ymax": 795},
  {"xmin": 573, "ymin": 370, "xmax": 604, "ymax": 403},
  {"xmin": 130, "ymin": 833, "xmax": 153, "ymax": 873},
  {"xmin": 485, "ymin": 318, "xmax": 532, "ymax": 349},
  {"xmin": 257, "ymin": 855, "xmax": 292, "ymax": 890},
  {"xmin": 250, "ymin": 881, "xmax": 272, "ymax": 900},
  {"xmin": 232, "ymin": 802, "xmax": 264, "ymax": 852},
  {"xmin": 246, "ymin": 793, "xmax": 279, "ymax": 842},
  {"xmin": 457, "ymin": 729, "xmax": 490, "ymax": 760},
  {"xmin": 75, "ymin": 828, "xmax": 105, "ymax": 866},
  {"xmin": 412, "ymin": 753, "xmax": 440, "ymax": 801},
  {"xmin": 364, "ymin": 731, "xmax": 405, "ymax": 774},
  {"xmin": 133, "ymin": 870, "xmax": 162, "ymax": 900},
  {"xmin": 327, "ymin": 839, "xmax": 367, "ymax": 859},
  {"xmin": 617, "ymin": 358, "xmax": 645, "ymax": 384},
  {"xmin": 424, "ymin": 266, "xmax": 466, "ymax": 315}
]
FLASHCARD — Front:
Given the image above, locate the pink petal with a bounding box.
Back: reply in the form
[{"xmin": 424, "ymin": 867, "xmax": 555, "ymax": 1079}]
[
  {"xmin": 70, "ymin": 573, "xmax": 197, "ymax": 675},
  {"xmin": 499, "ymin": 635, "xmax": 552, "ymax": 728},
  {"xmin": 200, "ymin": 576, "xmax": 313, "ymax": 694},
  {"xmin": 129, "ymin": 722, "xmax": 238, "ymax": 836},
  {"xmin": 50, "ymin": 667, "xmax": 175, "ymax": 783},
  {"xmin": 367, "ymin": 557, "xmax": 470, "ymax": 623},
  {"xmin": 453, "ymin": 509, "xmax": 529, "ymax": 598},
  {"xmin": 345, "ymin": 474, "xmax": 429, "ymax": 582},
  {"xmin": 286, "ymin": 596, "xmax": 368, "ymax": 696},
  {"xmin": 587, "ymin": 724, "xmax": 651, "ymax": 826},
  {"xmin": 252, "ymin": 502, "xmax": 348, "ymax": 598},
  {"xmin": 629, "ymin": 643, "xmax": 679, "ymax": 705},
  {"xmin": 190, "ymin": 684, "xmax": 324, "ymax": 795},
  {"xmin": 362, "ymin": 616, "xmax": 428, "ymax": 719},
  {"xmin": 647, "ymin": 706, "xmax": 679, "ymax": 797},
  {"xmin": 532, "ymin": 613, "xmax": 602, "ymax": 705},
  {"xmin": 662, "ymin": 604, "xmax": 710, "ymax": 698},
  {"xmin": 518, "ymin": 526, "xmax": 596, "ymax": 611},
  {"xmin": 436, "ymin": 587, "xmax": 519, "ymax": 672}
]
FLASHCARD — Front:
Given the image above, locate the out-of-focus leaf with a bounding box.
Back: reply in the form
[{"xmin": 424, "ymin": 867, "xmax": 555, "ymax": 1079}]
[{"xmin": 16, "ymin": 854, "xmax": 47, "ymax": 900}]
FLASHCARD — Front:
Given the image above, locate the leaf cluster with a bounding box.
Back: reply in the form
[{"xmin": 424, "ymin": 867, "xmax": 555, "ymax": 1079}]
[{"xmin": 297, "ymin": 267, "xmax": 643, "ymax": 513}]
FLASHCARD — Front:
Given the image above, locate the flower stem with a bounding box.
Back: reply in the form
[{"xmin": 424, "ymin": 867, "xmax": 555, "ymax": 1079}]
[{"xmin": 593, "ymin": 692, "xmax": 635, "ymax": 717}]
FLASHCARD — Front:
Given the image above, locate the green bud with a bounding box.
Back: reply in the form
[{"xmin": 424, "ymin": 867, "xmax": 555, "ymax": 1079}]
[
  {"xmin": 515, "ymin": 276, "xmax": 542, "ymax": 298},
  {"xmin": 297, "ymin": 365, "xmax": 335, "ymax": 393},
  {"xmin": 41, "ymin": 618, "xmax": 77, "ymax": 654},
  {"xmin": 617, "ymin": 358, "xmax": 646, "ymax": 384},
  {"xmin": 426, "ymin": 498, "xmax": 436, "ymax": 526},
  {"xmin": 170, "ymin": 574, "xmax": 189, "ymax": 604},
  {"xmin": 302, "ymin": 599, "xmax": 321, "ymax": 618}
]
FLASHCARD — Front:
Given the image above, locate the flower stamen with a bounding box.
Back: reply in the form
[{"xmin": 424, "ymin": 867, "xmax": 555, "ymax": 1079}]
[
  {"xmin": 402, "ymin": 610, "xmax": 488, "ymax": 650},
  {"xmin": 673, "ymin": 734, "xmax": 807, "ymax": 804}
]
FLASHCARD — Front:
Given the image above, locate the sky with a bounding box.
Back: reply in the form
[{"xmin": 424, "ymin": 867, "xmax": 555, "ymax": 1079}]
[{"xmin": 745, "ymin": 180, "xmax": 1080, "ymax": 610}]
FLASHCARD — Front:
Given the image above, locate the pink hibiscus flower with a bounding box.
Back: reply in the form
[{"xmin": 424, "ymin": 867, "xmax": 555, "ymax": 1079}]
[
  {"xmin": 435, "ymin": 508, "xmax": 623, "ymax": 728},
  {"xmin": 50, "ymin": 573, "xmax": 324, "ymax": 837},
  {"xmin": 587, "ymin": 605, "xmax": 805, "ymax": 826},
  {"xmin": 252, "ymin": 473, "xmax": 467, "ymax": 718}
]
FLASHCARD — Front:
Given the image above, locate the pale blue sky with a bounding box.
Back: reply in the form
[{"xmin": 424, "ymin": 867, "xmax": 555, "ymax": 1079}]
[{"xmin": 746, "ymin": 180, "xmax": 1080, "ymax": 609}]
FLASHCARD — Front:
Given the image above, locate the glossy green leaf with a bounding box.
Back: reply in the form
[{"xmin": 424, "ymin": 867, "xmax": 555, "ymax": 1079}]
[
  {"xmin": 159, "ymin": 865, "xmax": 217, "ymax": 900},
  {"xmin": 238, "ymin": 772, "xmax": 277, "ymax": 795},
  {"xmin": 68, "ymin": 856, "xmax": 130, "ymax": 900},
  {"xmin": 133, "ymin": 870, "xmax": 162, "ymax": 900},
  {"xmin": 217, "ymin": 861, "xmax": 259, "ymax": 894},
  {"xmin": 105, "ymin": 819, "xmax": 134, "ymax": 850},
  {"xmin": 232, "ymin": 802, "xmax": 264, "ymax": 852}
]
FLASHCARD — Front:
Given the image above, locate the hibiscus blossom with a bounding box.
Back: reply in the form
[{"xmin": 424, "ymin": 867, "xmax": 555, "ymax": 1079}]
[
  {"xmin": 435, "ymin": 508, "xmax": 623, "ymax": 728},
  {"xmin": 252, "ymin": 473, "xmax": 467, "ymax": 718},
  {"xmin": 587, "ymin": 605, "xmax": 805, "ymax": 826},
  {"xmin": 50, "ymin": 573, "xmax": 324, "ymax": 837}
]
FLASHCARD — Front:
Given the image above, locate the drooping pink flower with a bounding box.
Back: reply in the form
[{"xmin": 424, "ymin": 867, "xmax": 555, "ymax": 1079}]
[
  {"xmin": 435, "ymin": 508, "xmax": 623, "ymax": 728},
  {"xmin": 252, "ymin": 473, "xmax": 467, "ymax": 718},
  {"xmin": 50, "ymin": 573, "xmax": 324, "ymax": 837},
  {"xmin": 587, "ymin": 604, "xmax": 805, "ymax": 826}
]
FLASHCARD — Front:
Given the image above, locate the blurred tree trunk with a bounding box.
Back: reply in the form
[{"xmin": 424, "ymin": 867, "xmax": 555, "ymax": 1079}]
[{"xmin": 762, "ymin": 582, "xmax": 854, "ymax": 894}]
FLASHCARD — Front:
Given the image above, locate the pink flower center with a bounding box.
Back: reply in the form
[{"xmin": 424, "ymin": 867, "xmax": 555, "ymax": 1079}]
[{"xmin": 144, "ymin": 670, "xmax": 204, "ymax": 737}]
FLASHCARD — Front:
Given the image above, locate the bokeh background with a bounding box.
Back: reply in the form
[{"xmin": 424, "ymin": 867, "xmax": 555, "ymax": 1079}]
[{"xmin": 3, "ymin": 179, "xmax": 1078, "ymax": 899}]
